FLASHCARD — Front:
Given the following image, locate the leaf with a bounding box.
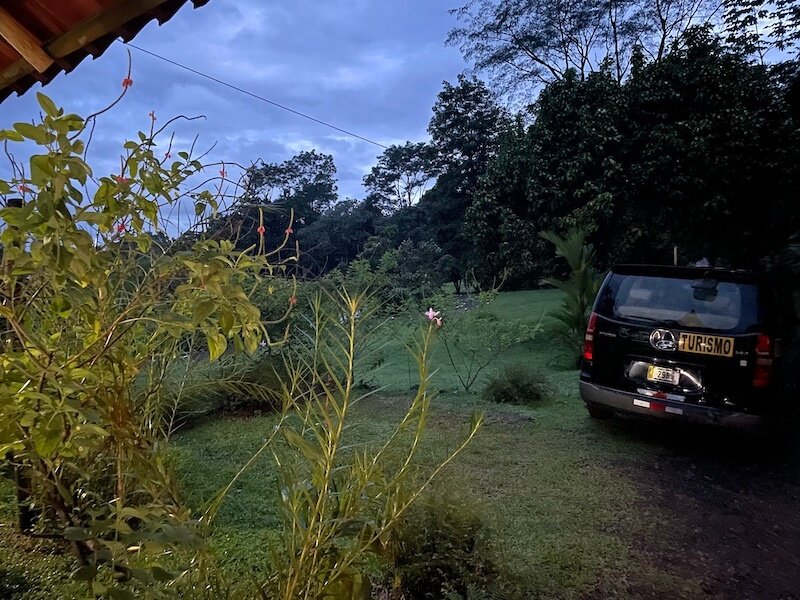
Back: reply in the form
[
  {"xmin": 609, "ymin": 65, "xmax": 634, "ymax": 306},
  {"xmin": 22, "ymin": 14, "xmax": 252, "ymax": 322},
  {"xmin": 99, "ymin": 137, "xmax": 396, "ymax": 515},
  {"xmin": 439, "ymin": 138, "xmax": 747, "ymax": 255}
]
[
  {"xmin": 13, "ymin": 122, "xmax": 48, "ymax": 144},
  {"xmin": 192, "ymin": 300, "xmax": 216, "ymax": 324},
  {"xmin": 0, "ymin": 129, "xmax": 24, "ymax": 142},
  {"xmin": 36, "ymin": 93, "xmax": 59, "ymax": 118},
  {"xmin": 219, "ymin": 309, "xmax": 234, "ymax": 334},
  {"xmin": 52, "ymin": 296, "xmax": 72, "ymax": 318},
  {"xmin": 207, "ymin": 331, "xmax": 227, "ymax": 361},
  {"xmin": 92, "ymin": 581, "xmax": 107, "ymax": 596},
  {"xmin": 150, "ymin": 565, "xmax": 174, "ymax": 582},
  {"xmin": 31, "ymin": 418, "xmax": 62, "ymax": 456},
  {"xmin": 30, "ymin": 154, "xmax": 54, "ymax": 180},
  {"xmin": 243, "ymin": 330, "xmax": 259, "ymax": 354},
  {"xmin": 284, "ymin": 428, "xmax": 323, "ymax": 465},
  {"xmin": 75, "ymin": 423, "xmax": 110, "ymax": 438},
  {"xmin": 109, "ymin": 588, "xmax": 136, "ymax": 600}
]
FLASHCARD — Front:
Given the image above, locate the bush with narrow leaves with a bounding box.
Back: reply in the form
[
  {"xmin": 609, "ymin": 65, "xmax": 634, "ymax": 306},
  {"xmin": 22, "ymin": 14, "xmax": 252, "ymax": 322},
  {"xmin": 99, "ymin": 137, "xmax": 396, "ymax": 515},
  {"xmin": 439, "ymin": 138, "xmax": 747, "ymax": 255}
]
[{"xmin": 481, "ymin": 364, "xmax": 550, "ymax": 405}]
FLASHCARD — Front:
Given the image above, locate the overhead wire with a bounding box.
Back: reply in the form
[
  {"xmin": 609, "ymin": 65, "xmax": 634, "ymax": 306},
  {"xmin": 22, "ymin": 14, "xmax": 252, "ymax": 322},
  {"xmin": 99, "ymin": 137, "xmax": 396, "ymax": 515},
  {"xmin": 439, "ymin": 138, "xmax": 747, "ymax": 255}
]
[{"xmin": 124, "ymin": 42, "xmax": 389, "ymax": 150}]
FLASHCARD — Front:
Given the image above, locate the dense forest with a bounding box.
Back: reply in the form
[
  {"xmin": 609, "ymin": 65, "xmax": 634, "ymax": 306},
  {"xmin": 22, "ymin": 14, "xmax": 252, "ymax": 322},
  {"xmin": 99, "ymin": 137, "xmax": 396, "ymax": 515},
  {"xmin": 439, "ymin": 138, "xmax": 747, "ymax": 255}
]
[{"xmin": 197, "ymin": 0, "xmax": 800, "ymax": 292}]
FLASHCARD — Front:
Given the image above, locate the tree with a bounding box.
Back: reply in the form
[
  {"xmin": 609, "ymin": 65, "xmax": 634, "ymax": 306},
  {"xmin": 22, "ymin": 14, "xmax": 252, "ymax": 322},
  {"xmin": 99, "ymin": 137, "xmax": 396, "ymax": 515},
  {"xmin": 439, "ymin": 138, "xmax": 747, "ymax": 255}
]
[
  {"xmin": 296, "ymin": 197, "xmax": 383, "ymax": 275},
  {"xmin": 447, "ymin": 0, "xmax": 722, "ymax": 94},
  {"xmin": 202, "ymin": 150, "xmax": 339, "ymax": 271},
  {"xmin": 427, "ymin": 75, "xmax": 509, "ymax": 182},
  {"xmin": 464, "ymin": 117, "xmax": 545, "ymax": 288},
  {"xmin": 468, "ymin": 27, "xmax": 800, "ymax": 274},
  {"xmin": 723, "ymin": 0, "xmax": 800, "ymax": 57},
  {"xmin": 422, "ymin": 75, "xmax": 511, "ymax": 289},
  {"xmin": 363, "ymin": 142, "xmax": 438, "ymax": 213},
  {"xmin": 616, "ymin": 27, "xmax": 800, "ymax": 266},
  {"xmin": 245, "ymin": 150, "xmax": 338, "ymax": 216}
]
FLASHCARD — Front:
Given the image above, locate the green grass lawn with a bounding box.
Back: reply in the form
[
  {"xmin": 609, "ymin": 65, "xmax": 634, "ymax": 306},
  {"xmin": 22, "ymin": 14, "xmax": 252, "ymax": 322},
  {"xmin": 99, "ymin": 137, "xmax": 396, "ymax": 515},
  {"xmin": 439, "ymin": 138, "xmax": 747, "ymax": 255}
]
[
  {"xmin": 170, "ymin": 289, "xmax": 661, "ymax": 597},
  {"xmin": 0, "ymin": 289, "xmax": 682, "ymax": 598},
  {"xmin": 361, "ymin": 288, "xmax": 567, "ymax": 395}
]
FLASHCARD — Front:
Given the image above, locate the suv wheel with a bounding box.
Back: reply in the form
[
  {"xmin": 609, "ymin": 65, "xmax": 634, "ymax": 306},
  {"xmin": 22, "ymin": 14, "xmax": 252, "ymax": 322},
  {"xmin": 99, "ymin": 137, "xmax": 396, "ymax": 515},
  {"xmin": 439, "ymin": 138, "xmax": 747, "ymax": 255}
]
[{"xmin": 586, "ymin": 401, "xmax": 613, "ymax": 419}]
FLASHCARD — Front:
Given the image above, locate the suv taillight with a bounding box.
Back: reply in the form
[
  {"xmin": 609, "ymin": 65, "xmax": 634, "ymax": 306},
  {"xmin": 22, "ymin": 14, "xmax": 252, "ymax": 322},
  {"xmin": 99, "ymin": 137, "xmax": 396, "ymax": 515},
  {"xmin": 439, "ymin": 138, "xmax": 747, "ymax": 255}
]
[
  {"xmin": 753, "ymin": 333, "xmax": 773, "ymax": 388},
  {"xmin": 583, "ymin": 312, "xmax": 598, "ymax": 361}
]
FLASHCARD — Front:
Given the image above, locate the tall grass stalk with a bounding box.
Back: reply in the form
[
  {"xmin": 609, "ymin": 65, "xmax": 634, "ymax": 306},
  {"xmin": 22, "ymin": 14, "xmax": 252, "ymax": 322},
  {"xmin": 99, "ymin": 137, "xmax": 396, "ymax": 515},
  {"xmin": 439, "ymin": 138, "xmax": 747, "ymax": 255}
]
[{"xmin": 205, "ymin": 289, "xmax": 483, "ymax": 599}]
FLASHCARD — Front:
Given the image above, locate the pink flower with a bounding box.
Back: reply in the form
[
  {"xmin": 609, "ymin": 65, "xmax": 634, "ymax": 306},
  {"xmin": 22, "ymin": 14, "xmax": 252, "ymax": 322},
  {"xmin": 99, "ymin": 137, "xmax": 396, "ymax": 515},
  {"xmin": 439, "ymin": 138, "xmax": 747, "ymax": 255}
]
[
  {"xmin": 289, "ymin": 295, "xmax": 298, "ymax": 306},
  {"xmin": 17, "ymin": 184, "xmax": 31, "ymax": 193},
  {"xmin": 112, "ymin": 175, "xmax": 130, "ymax": 185},
  {"xmin": 257, "ymin": 225, "xmax": 266, "ymax": 236},
  {"xmin": 285, "ymin": 226, "xmax": 294, "ymax": 235},
  {"xmin": 117, "ymin": 223, "xmax": 126, "ymax": 233},
  {"xmin": 424, "ymin": 307, "xmax": 440, "ymax": 321},
  {"xmin": 164, "ymin": 151, "xmax": 171, "ymax": 159},
  {"xmin": 122, "ymin": 77, "xmax": 133, "ymax": 89},
  {"xmin": 434, "ymin": 317, "xmax": 443, "ymax": 329}
]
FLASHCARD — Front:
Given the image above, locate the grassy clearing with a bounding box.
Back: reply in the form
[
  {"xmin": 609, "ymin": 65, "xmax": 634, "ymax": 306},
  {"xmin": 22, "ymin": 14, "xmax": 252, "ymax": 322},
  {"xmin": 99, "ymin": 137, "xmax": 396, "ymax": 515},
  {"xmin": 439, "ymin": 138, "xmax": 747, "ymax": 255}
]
[
  {"xmin": 170, "ymin": 289, "xmax": 654, "ymax": 596},
  {"xmin": 0, "ymin": 288, "xmax": 687, "ymax": 598},
  {"xmin": 362, "ymin": 289, "xmax": 566, "ymax": 395}
]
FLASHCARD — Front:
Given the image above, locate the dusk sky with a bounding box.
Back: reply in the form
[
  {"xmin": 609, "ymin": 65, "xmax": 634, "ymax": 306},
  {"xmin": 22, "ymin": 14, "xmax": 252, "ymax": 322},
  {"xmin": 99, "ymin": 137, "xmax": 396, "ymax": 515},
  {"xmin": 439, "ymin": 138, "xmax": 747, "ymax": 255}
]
[{"xmin": 1, "ymin": 0, "xmax": 468, "ymax": 205}]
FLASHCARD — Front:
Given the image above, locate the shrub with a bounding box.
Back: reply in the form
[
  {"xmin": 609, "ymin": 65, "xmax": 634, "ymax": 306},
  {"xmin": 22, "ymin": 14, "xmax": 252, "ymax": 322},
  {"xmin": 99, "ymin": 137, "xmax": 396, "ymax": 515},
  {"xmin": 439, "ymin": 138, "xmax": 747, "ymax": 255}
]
[
  {"xmin": 388, "ymin": 491, "xmax": 495, "ymax": 600},
  {"xmin": 481, "ymin": 364, "xmax": 550, "ymax": 405},
  {"xmin": 540, "ymin": 228, "xmax": 601, "ymax": 365},
  {"xmin": 434, "ymin": 291, "xmax": 540, "ymax": 392}
]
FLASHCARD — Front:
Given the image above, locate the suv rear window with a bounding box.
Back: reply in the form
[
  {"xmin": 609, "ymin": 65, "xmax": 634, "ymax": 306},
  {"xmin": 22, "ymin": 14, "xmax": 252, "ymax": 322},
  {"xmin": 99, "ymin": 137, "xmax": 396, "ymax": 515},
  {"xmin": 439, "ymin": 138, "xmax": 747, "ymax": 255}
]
[{"xmin": 595, "ymin": 273, "xmax": 760, "ymax": 334}]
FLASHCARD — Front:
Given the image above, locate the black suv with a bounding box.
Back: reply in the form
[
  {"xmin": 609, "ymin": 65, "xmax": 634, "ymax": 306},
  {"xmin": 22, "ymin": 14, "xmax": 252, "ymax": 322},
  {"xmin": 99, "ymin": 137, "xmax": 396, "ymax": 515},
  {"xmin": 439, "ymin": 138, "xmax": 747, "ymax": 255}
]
[{"xmin": 579, "ymin": 265, "xmax": 796, "ymax": 429}]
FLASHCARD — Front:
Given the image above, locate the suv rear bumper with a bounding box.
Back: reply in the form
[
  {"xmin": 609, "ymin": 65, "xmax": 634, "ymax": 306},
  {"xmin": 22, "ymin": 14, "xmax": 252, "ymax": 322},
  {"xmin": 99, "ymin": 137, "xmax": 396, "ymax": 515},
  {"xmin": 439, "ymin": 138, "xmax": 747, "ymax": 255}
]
[{"xmin": 579, "ymin": 381, "xmax": 764, "ymax": 429}]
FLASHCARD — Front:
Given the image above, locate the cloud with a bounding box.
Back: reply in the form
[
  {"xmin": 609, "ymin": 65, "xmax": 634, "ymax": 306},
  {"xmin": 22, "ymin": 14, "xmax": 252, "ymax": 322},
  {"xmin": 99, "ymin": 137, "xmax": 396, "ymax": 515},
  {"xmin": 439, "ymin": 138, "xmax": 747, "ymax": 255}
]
[{"xmin": 0, "ymin": 0, "xmax": 467, "ymax": 202}]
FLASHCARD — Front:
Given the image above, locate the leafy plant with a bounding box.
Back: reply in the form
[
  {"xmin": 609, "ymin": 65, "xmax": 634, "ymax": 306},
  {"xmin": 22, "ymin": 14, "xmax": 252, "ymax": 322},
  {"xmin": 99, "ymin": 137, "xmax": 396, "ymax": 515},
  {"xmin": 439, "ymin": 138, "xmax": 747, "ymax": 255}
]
[
  {"xmin": 540, "ymin": 228, "xmax": 601, "ymax": 364},
  {"xmin": 203, "ymin": 290, "xmax": 483, "ymax": 599},
  {"xmin": 0, "ymin": 92, "xmax": 291, "ymax": 596},
  {"xmin": 481, "ymin": 364, "xmax": 551, "ymax": 405},
  {"xmin": 436, "ymin": 291, "xmax": 540, "ymax": 392},
  {"xmin": 386, "ymin": 490, "xmax": 495, "ymax": 600}
]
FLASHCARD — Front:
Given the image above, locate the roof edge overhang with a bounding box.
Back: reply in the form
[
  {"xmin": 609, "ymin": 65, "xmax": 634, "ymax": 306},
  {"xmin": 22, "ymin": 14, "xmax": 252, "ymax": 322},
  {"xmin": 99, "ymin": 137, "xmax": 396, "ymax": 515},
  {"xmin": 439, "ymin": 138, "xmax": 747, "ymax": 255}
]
[{"xmin": 0, "ymin": 0, "xmax": 210, "ymax": 103}]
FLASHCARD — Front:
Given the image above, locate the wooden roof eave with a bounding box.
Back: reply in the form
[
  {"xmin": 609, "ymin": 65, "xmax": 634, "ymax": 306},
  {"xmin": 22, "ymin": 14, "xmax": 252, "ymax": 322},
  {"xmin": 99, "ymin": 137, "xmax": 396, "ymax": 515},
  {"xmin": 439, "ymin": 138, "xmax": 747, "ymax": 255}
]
[{"xmin": 0, "ymin": 0, "xmax": 210, "ymax": 102}]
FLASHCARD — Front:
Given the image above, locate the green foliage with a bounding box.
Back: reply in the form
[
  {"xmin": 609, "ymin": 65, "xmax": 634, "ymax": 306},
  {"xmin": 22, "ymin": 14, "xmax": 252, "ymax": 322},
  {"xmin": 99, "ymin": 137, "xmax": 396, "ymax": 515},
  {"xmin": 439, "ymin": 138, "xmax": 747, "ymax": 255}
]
[
  {"xmin": 436, "ymin": 291, "xmax": 541, "ymax": 392},
  {"xmin": 387, "ymin": 491, "xmax": 496, "ymax": 599},
  {"xmin": 481, "ymin": 364, "xmax": 551, "ymax": 405},
  {"xmin": 327, "ymin": 240, "xmax": 450, "ymax": 312},
  {"xmin": 724, "ymin": 0, "xmax": 800, "ymax": 54},
  {"xmin": 0, "ymin": 94, "xmax": 287, "ymax": 596},
  {"xmin": 203, "ymin": 290, "xmax": 484, "ymax": 599},
  {"xmin": 540, "ymin": 228, "xmax": 601, "ymax": 363},
  {"xmin": 200, "ymin": 149, "xmax": 338, "ymax": 277},
  {"xmin": 463, "ymin": 30, "xmax": 800, "ymax": 280},
  {"xmin": 364, "ymin": 142, "xmax": 438, "ymax": 213}
]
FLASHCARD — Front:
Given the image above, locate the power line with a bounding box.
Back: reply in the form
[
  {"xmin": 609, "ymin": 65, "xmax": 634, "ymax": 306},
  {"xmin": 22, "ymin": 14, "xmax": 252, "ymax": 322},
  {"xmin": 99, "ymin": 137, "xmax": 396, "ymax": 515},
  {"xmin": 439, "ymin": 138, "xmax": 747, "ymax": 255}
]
[{"xmin": 125, "ymin": 42, "xmax": 388, "ymax": 150}]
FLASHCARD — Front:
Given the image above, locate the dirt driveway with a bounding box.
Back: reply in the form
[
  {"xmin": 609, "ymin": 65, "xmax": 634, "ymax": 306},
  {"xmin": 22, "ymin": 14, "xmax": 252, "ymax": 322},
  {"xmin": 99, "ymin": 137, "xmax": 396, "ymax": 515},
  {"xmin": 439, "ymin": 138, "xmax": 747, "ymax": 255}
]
[{"xmin": 603, "ymin": 418, "xmax": 800, "ymax": 599}]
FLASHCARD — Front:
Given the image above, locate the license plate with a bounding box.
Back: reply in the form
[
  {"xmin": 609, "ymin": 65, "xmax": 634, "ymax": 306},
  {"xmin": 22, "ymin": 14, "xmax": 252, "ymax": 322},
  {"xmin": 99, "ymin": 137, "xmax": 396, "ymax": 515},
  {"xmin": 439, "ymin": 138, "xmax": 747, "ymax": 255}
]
[
  {"xmin": 647, "ymin": 365, "xmax": 680, "ymax": 385},
  {"xmin": 678, "ymin": 333, "xmax": 734, "ymax": 357}
]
